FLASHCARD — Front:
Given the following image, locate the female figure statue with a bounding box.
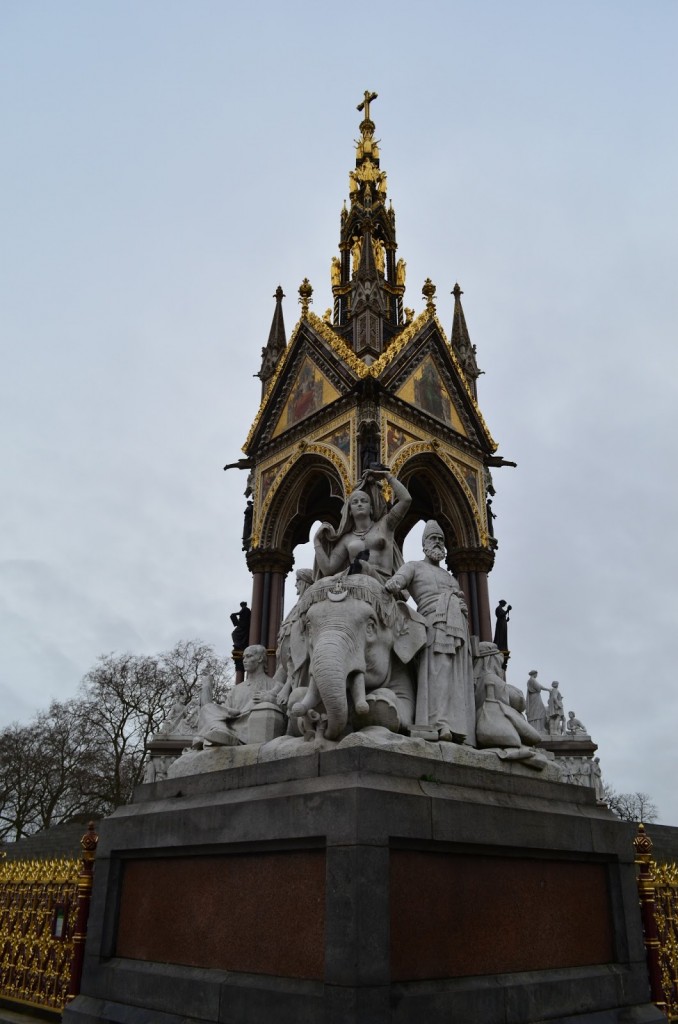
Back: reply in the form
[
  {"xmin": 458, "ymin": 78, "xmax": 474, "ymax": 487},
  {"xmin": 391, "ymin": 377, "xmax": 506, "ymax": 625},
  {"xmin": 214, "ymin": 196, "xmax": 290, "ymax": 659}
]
[
  {"xmin": 525, "ymin": 669, "xmax": 550, "ymax": 735},
  {"xmin": 474, "ymin": 643, "xmax": 544, "ymax": 760},
  {"xmin": 351, "ymin": 235, "xmax": 362, "ymax": 274},
  {"xmin": 313, "ymin": 469, "xmax": 411, "ymax": 582}
]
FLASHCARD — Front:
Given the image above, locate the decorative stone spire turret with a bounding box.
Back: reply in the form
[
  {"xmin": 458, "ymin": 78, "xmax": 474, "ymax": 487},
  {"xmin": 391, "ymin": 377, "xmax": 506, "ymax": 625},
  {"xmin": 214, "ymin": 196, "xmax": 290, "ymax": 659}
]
[
  {"xmin": 451, "ymin": 282, "xmax": 481, "ymax": 398},
  {"xmin": 257, "ymin": 286, "xmax": 287, "ymax": 398},
  {"xmin": 332, "ymin": 90, "xmax": 404, "ymax": 352}
]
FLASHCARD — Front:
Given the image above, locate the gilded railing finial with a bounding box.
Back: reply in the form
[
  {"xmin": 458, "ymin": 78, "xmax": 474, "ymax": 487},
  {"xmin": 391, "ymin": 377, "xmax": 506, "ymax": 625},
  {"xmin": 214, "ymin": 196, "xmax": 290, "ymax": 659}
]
[
  {"xmin": 422, "ymin": 277, "xmax": 437, "ymax": 312},
  {"xmin": 298, "ymin": 278, "xmax": 313, "ymax": 316},
  {"xmin": 633, "ymin": 821, "xmax": 653, "ymax": 862},
  {"xmin": 80, "ymin": 820, "xmax": 99, "ymax": 862}
]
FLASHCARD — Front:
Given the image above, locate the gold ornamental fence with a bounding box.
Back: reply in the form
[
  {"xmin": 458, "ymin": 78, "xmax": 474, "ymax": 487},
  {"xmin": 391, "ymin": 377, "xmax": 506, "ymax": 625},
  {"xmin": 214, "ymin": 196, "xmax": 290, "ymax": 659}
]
[
  {"xmin": 635, "ymin": 823, "xmax": 678, "ymax": 1021},
  {"xmin": 0, "ymin": 822, "xmax": 98, "ymax": 1016}
]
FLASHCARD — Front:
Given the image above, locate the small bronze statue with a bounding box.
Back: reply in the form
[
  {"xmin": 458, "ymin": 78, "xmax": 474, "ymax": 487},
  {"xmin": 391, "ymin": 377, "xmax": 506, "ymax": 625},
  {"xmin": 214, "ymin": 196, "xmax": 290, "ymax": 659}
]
[
  {"xmin": 242, "ymin": 500, "xmax": 253, "ymax": 552},
  {"xmin": 493, "ymin": 599, "xmax": 511, "ymax": 651},
  {"xmin": 230, "ymin": 602, "xmax": 251, "ymax": 674}
]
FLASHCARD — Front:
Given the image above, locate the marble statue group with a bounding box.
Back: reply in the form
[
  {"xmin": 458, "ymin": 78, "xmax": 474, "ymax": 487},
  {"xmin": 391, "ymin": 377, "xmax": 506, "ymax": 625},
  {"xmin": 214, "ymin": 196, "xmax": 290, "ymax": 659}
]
[{"xmin": 184, "ymin": 470, "xmax": 552, "ymax": 770}]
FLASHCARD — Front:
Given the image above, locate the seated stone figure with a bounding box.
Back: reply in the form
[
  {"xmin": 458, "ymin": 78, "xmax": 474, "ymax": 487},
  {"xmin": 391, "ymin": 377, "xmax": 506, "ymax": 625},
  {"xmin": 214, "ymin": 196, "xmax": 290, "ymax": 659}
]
[
  {"xmin": 473, "ymin": 642, "xmax": 545, "ymax": 765},
  {"xmin": 193, "ymin": 645, "xmax": 282, "ymax": 748},
  {"xmin": 566, "ymin": 710, "xmax": 588, "ymax": 736}
]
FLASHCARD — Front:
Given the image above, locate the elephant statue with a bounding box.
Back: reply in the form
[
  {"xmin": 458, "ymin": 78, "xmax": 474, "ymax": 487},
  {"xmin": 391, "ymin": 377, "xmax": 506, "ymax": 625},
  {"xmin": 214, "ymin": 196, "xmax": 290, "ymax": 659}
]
[{"xmin": 288, "ymin": 573, "xmax": 426, "ymax": 741}]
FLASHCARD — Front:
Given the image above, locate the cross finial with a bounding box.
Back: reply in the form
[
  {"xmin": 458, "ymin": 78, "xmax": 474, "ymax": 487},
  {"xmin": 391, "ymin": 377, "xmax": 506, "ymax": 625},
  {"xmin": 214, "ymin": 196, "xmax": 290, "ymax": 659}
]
[{"xmin": 357, "ymin": 90, "xmax": 378, "ymax": 121}]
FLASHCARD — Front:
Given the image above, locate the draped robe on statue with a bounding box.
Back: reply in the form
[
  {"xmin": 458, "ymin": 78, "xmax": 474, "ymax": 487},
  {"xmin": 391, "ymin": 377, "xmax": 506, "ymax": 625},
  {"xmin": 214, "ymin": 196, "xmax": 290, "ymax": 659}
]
[{"xmin": 388, "ymin": 560, "xmax": 476, "ymax": 743}]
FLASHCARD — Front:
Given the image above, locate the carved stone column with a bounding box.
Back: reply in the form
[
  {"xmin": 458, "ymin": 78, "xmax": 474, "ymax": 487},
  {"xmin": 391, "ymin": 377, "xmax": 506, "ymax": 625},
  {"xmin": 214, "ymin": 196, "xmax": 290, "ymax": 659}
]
[
  {"xmin": 476, "ymin": 571, "xmax": 492, "ymax": 643},
  {"xmin": 448, "ymin": 547, "xmax": 495, "ymax": 641},
  {"xmin": 246, "ymin": 548, "xmax": 294, "ymax": 676},
  {"xmin": 456, "ymin": 570, "xmax": 470, "ymax": 623},
  {"xmin": 266, "ymin": 569, "xmax": 287, "ymax": 674}
]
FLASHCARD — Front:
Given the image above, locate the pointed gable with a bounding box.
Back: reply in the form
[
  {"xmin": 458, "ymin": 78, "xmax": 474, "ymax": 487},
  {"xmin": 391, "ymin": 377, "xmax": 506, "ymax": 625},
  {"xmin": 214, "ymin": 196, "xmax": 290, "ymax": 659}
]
[
  {"xmin": 270, "ymin": 356, "xmax": 341, "ymax": 439},
  {"xmin": 395, "ymin": 354, "xmax": 467, "ymax": 435}
]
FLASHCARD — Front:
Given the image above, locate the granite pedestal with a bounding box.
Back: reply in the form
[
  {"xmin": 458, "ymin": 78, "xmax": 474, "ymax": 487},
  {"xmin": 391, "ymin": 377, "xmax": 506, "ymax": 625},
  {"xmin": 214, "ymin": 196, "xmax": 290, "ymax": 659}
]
[{"xmin": 63, "ymin": 746, "xmax": 662, "ymax": 1024}]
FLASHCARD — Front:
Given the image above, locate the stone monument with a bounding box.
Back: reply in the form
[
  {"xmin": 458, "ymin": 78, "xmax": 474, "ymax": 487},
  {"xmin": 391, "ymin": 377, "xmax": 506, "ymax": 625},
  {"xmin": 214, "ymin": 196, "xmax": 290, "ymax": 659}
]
[{"xmin": 64, "ymin": 95, "xmax": 661, "ymax": 1024}]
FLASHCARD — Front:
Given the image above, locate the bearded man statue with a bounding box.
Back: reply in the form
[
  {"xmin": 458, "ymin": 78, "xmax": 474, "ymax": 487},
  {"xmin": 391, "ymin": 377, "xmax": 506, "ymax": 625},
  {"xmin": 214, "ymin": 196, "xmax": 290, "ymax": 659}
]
[{"xmin": 385, "ymin": 521, "xmax": 475, "ymax": 744}]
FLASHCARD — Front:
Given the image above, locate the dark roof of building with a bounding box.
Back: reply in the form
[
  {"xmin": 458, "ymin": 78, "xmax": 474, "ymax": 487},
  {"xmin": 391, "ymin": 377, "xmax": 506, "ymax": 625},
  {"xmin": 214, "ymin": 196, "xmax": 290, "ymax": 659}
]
[{"xmin": 0, "ymin": 818, "xmax": 99, "ymax": 863}]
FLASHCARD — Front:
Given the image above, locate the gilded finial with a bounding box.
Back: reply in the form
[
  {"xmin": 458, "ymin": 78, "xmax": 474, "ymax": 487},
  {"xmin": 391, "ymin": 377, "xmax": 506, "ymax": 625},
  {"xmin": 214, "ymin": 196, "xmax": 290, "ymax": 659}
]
[
  {"xmin": 81, "ymin": 821, "xmax": 99, "ymax": 861},
  {"xmin": 633, "ymin": 821, "xmax": 653, "ymax": 861},
  {"xmin": 422, "ymin": 278, "xmax": 436, "ymax": 311},
  {"xmin": 298, "ymin": 278, "xmax": 313, "ymax": 315}
]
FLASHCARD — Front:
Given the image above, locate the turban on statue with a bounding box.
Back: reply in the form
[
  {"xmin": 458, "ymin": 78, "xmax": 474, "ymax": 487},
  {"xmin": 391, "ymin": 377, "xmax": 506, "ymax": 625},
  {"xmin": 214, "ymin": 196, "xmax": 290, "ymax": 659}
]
[{"xmin": 422, "ymin": 520, "xmax": 444, "ymax": 541}]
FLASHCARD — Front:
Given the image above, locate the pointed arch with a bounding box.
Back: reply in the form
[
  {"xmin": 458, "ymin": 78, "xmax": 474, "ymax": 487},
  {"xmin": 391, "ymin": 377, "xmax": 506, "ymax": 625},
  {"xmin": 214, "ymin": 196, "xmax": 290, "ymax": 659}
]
[
  {"xmin": 392, "ymin": 449, "xmax": 483, "ymax": 554},
  {"xmin": 258, "ymin": 451, "xmax": 348, "ymax": 555}
]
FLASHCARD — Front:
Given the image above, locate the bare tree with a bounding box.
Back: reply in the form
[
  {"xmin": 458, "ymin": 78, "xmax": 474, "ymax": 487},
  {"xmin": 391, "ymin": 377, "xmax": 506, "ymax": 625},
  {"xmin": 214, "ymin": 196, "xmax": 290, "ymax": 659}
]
[
  {"xmin": 77, "ymin": 652, "xmax": 173, "ymax": 807},
  {"xmin": 32, "ymin": 699, "xmax": 105, "ymax": 828},
  {"xmin": 0, "ymin": 699, "xmax": 102, "ymax": 841},
  {"xmin": 160, "ymin": 639, "xmax": 232, "ymax": 705},
  {"xmin": 0, "ymin": 721, "xmax": 45, "ymax": 841},
  {"xmin": 76, "ymin": 640, "xmax": 232, "ymax": 808},
  {"xmin": 603, "ymin": 786, "xmax": 659, "ymax": 823},
  {"xmin": 0, "ymin": 640, "xmax": 232, "ymax": 838}
]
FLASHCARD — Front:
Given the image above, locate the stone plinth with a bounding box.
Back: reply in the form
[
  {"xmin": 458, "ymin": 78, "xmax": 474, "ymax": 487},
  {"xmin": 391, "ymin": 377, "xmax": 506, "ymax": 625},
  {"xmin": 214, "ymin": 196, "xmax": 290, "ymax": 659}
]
[
  {"xmin": 246, "ymin": 702, "xmax": 286, "ymax": 744},
  {"xmin": 541, "ymin": 736, "xmax": 598, "ymax": 757},
  {"xmin": 63, "ymin": 747, "xmax": 662, "ymax": 1024}
]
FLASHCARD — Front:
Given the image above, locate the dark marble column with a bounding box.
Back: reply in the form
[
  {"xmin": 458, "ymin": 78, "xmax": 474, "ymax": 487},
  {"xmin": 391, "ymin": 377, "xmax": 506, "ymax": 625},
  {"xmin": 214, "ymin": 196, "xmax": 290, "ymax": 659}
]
[
  {"xmin": 449, "ymin": 546, "xmax": 495, "ymax": 642},
  {"xmin": 246, "ymin": 548, "xmax": 294, "ymax": 678}
]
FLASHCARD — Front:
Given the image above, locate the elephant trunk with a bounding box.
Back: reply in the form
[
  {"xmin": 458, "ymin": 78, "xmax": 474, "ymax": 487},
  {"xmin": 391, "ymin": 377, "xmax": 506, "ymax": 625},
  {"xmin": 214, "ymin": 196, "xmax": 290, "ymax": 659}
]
[{"xmin": 310, "ymin": 634, "xmax": 362, "ymax": 741}]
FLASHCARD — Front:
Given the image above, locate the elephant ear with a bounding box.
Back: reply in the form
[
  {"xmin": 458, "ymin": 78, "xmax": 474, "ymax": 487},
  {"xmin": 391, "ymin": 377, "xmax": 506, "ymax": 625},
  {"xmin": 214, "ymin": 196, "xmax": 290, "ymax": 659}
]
[
  {"xmin": 392, "ymin": 601, "xmax": 427, "ymax": 664},
  {"xmin": 289, "ymin": 619, "xmax": 308, "ymax": 672}
]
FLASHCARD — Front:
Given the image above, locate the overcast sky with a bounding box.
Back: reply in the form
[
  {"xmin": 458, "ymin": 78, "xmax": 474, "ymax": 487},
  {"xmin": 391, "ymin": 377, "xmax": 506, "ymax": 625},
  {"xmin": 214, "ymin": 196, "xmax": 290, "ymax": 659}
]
[{"xmin": 2, "ymin": 2, "xmax": 677, "ymax": 823}]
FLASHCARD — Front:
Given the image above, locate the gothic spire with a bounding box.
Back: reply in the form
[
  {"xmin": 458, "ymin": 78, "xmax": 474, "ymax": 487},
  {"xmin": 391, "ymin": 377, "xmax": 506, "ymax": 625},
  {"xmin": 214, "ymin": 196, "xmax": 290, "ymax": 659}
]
[
  {"xmin": 451, "ymin": 282, "xmax": 480, "ymax": 396},
  {"xmin": 257, "ymin": 285, "xmax": 287, "ymax": 397},
  {"xmin": 331, "ymin": 91, "xmax": 405, "ymax": 352}
]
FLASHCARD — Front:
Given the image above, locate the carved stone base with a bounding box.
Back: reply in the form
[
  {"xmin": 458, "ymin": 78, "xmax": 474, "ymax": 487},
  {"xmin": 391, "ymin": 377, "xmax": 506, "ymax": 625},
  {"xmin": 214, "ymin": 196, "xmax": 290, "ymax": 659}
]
[
  {"xmin": 165, "ymin": 726, "xmax": 564, "ymax": 783},
  {"xmin": 247, "ymin": 702, "xmax": 286, "ymax": 744},
  {"xmin": 64, "ymin": 748, "xmax": 663, "ymax": 1024},
  {"xmin": 407, "ymin": 724, "xmax": 439, "ymax": 741}
]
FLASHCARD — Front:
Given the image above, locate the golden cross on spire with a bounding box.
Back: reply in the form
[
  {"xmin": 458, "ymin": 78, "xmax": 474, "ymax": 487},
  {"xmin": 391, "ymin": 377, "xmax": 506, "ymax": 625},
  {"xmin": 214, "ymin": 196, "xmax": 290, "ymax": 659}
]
[{"xmin": 357, "ymin": 90, "xmax": 378, "ymax": 121}]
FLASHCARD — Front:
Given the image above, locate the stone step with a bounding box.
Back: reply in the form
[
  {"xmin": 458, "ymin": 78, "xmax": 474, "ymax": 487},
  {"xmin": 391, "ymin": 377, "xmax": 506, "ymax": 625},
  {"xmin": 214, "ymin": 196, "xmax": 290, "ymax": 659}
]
[{"xmin": 0, "ymin": 1004, "xmax": 58, "ymax": 1023}]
